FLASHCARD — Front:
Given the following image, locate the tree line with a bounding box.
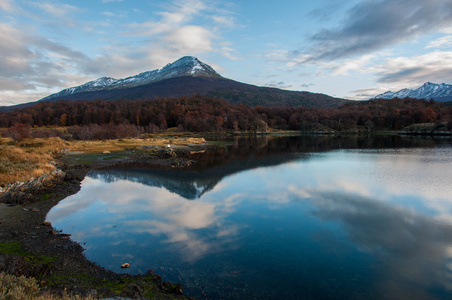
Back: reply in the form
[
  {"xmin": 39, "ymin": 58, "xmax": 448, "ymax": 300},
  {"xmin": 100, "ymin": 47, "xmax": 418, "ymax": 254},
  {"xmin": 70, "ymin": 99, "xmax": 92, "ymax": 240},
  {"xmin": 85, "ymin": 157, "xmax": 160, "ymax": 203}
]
[{"xmin": 0, "ymin": 95, "xmax": 451, "ymax": 140}]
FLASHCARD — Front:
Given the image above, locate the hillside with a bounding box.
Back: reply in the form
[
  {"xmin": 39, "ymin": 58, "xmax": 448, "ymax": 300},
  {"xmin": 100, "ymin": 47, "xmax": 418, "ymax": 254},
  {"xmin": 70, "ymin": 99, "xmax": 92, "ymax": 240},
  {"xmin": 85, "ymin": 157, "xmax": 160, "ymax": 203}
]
[
  {"xmin": 1, "ymin": 96, "xmax": 450, "ymax": 137},
  {"xmin": 1, "ymin": 57, "xmax": 349, "ymax": 111}
]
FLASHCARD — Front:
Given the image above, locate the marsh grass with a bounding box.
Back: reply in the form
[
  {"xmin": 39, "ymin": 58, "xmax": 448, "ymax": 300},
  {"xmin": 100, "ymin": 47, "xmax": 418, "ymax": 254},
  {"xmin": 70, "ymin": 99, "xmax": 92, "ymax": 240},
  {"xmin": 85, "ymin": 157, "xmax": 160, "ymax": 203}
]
[
  {"xmin": 0, "ymin": 272, "xmax": 95, "ymax": 300},
  {"xmin": 0, "ymin": 137, "xmax": 69, "ymax": 186}
]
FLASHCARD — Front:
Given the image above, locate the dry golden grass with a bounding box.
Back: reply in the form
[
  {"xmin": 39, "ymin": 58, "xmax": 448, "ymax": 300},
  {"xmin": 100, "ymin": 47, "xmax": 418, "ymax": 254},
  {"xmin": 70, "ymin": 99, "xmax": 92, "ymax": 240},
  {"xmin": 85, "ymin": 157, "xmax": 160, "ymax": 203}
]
[
  {"xmin": 67, "ymin": 136, "xmax": 206, "ymax": 153},
  {"xmin": 0, "ymin": 272, "xmax": 95, "ymax": 300},
  {"xmin": 0, "ymin": 137, "xmax": 69, "ymax": 186},
  {"xmin": 0, "ymin": 135, "xmax": 206, "ymax": 187}
]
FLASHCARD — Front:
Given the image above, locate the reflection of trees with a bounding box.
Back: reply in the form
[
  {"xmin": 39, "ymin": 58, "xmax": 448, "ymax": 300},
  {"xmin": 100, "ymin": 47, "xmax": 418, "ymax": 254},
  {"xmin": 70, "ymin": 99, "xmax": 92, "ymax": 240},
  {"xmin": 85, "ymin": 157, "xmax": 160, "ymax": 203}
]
[
  {"xmin": 93, "ymin": 135, "xmax": 442, "ymax": 200},
  {"xmin": 191, "ymin": 134, "xmax": 439, "ymax": 170}
]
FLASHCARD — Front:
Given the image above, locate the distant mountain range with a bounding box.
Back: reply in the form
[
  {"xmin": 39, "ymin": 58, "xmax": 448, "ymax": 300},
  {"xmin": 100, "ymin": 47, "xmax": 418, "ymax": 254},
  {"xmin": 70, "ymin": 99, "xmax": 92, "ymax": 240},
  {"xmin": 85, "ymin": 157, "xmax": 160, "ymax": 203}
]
[
  {"xmin": 373, "ymin": 82, "xmax": 452, "ymax": 102},
  {"xmin": 8, "ymin": 56, "xmax": 349, "ymax": 110}
]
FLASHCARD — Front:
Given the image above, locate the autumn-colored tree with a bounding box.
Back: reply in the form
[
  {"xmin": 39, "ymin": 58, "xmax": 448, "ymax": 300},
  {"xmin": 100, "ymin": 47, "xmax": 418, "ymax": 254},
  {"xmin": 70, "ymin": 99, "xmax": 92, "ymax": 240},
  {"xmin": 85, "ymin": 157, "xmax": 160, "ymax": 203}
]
[
  {"xmin": 60, "ymin": 113, "xmax": 67, "ymax": 126},
  {"xmin": 5, "ymin": 123, "xmax": 31, "ymax": 141}
]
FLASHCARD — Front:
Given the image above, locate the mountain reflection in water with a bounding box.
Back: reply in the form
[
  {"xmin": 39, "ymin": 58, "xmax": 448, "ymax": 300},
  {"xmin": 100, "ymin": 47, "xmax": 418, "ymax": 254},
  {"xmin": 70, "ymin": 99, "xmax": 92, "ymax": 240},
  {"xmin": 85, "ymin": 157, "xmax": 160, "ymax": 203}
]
[{"xmin": 47, "ymin": 135, "xmax": 452, "ymax": 299}]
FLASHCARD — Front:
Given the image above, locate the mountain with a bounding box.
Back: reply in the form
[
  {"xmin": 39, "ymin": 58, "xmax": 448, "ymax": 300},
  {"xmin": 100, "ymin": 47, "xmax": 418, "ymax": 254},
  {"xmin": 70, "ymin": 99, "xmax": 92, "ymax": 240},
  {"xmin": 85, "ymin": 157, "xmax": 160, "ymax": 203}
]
[
  {"xmin": 40, "ymin": 56, "xmax": 221, "ymax": 101},
  {"xmin": 373, "ymin": 82, "xmax": 452, "ymax": 102},
  {"xmin": 31, "ymin": 56, "xmax": 349, "ymax": 109}
]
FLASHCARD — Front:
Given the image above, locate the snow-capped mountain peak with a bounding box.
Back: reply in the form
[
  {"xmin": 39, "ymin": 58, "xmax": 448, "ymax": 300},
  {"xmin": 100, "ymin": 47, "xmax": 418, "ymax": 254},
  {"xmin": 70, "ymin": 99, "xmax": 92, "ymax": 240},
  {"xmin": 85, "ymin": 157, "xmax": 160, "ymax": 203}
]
[
  {"xmin": 41, "ymin": 57, "xmax": 221, "ymax": 101},
  {"xmin": 373, "ymin": 82, "xmax": 452, "ymax": 101},
  {"xmin": 158, "ymin": 56, "xmax": 221, "ymax": 79}
]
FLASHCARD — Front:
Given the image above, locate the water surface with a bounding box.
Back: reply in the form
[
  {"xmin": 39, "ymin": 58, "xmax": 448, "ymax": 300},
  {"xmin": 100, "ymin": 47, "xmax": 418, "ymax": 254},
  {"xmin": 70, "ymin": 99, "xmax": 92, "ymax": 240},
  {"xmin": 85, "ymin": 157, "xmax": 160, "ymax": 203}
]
[{"xmin": 48, "ymin": 136, "xmax": 452, "ymax": 299}]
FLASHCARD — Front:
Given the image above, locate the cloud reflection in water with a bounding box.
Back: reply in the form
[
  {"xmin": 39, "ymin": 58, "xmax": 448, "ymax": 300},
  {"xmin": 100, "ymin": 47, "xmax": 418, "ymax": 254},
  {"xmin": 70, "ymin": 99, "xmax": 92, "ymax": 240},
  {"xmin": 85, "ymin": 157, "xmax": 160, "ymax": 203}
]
[{"xmin": 47, "ymin": 146, "xmax": 452, "ymax": 298}]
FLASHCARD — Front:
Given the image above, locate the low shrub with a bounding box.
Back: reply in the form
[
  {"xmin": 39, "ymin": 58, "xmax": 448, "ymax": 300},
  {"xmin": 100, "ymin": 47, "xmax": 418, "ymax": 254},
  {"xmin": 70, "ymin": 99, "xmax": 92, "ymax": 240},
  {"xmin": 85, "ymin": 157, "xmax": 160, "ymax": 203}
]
[
  {"xmin": 68, "ymin": 124, "xmax": 144, "ymax": 140},
  {"xmin": 2, "ymin": 124, "xmax": 31, "ymax": 141},
  {"xmin": 0, "ymin": 272, "xmax": 40, "ymax": 300},
  {"xmin": 0, "ymin": 272, "xmax": 95, "ymax": 299}
]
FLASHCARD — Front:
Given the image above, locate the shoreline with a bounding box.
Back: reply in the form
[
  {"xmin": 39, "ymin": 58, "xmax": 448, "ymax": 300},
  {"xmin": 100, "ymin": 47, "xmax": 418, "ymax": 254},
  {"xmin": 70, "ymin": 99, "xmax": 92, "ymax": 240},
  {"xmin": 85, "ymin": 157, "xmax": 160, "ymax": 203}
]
[{"xmin": 0, "ymin": 139, "xmax": 210, "ymax": 299}]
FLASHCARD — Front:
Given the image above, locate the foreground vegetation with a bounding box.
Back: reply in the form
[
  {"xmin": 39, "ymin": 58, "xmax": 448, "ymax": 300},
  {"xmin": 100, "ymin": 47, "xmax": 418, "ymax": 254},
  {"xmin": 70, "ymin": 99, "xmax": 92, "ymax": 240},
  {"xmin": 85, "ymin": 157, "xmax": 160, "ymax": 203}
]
[
  {"xmin": 0, "ymin": 137, "xmax": 67, "ymax": 186},
  {"xmin": 0, "ymin": 272, "xmax": 95, "ymax": 300}
]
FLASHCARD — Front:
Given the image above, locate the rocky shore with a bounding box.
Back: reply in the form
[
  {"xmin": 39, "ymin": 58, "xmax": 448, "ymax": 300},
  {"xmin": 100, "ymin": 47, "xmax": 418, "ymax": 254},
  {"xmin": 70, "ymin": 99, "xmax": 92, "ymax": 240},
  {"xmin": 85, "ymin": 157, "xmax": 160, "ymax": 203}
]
[{"xmin": 0, "ymin": 142, "xmax": 209, "ymax": 299}]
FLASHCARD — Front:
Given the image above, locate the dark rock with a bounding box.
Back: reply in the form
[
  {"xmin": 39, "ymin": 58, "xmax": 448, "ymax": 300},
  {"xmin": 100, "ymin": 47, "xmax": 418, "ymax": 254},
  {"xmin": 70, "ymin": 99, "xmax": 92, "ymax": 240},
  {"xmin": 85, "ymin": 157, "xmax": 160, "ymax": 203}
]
[
  {"xmin": 156, "ymin": 148, "xmax": 177, "ymax": 158},
  {"xmin": 0, "ymin": 169, "xmax": 66, "ymax": 205},
  {"xmin": 162, "ymin": 281, "xmax": 183, "ymax": 295}
]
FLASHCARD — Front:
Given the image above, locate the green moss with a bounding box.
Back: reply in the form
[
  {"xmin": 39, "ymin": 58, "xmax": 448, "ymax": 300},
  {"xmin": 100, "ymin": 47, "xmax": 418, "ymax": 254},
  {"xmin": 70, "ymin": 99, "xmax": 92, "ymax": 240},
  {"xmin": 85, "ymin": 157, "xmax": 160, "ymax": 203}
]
[
  {"xmin": 0, "ymin": 242, "xmax": 30, "ymax": 256},
  {"xmin": 0, "ymin": 242, "xmax": 56, "ymax": 266},
  {"xmin": 206, "ymin": 140, "xmax": 233, "ymax": 146},
  {"xmin": 41, "ymin": 193, "xmax": 51, "ymax": 201},
  {"xmin": 144, "ymin": 291, "xmax": 156, "ymax": 298}
]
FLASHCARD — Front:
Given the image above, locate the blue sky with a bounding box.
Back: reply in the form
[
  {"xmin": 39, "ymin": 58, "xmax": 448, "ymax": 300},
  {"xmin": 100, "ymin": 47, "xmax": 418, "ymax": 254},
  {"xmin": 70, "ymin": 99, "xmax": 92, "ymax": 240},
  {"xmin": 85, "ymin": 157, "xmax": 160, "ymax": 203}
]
[{"xmin": 1, "ymin": 0, "xmax": 452, "ymax": 106}]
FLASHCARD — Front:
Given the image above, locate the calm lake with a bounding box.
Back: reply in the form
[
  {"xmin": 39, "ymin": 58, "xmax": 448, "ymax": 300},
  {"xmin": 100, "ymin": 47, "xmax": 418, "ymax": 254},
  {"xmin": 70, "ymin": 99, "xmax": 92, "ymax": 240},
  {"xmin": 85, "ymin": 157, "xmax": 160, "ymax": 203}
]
[{"xmin": 47, "ymin": 135, "xmax": 452, "ymax": 299}]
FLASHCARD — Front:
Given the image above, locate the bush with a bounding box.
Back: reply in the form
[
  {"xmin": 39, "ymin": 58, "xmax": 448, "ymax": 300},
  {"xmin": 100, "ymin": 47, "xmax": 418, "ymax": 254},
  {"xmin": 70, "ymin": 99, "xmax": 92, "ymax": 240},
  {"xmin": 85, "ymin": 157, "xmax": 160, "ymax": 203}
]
[
  {"xmin": 4, "ymin": 124, "xmax": 31, "ymax": 141},
  {"xmin": 68, "ymin": 124, "xmax": 144, "ymax": 140},
  {"xmin": 0, "ymin": 272, "xmax": 40, "ymax": 300},
  {"xmin": 31, "ymin": 128, "xmax": 68, "ymax": 139},
  {"xmin": 0, "ymin": 272, "xmax": 95, "ymax": 299}
]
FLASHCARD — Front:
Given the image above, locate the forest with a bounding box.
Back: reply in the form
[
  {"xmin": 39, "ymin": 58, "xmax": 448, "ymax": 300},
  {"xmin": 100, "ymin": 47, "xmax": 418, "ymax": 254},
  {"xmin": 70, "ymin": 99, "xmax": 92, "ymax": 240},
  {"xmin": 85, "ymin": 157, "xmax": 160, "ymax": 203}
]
[{"xmin": 0, "ymin": 95, "xmax": 451, "ymax": 140}]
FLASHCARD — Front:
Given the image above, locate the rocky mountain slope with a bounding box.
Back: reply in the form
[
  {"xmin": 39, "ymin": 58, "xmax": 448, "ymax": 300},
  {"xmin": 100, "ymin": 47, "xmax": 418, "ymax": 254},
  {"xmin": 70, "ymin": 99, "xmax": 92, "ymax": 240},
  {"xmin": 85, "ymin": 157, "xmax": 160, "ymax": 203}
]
[{"xmin": 373, "ymin": 82, "xmax": 452, "ymax": 102}]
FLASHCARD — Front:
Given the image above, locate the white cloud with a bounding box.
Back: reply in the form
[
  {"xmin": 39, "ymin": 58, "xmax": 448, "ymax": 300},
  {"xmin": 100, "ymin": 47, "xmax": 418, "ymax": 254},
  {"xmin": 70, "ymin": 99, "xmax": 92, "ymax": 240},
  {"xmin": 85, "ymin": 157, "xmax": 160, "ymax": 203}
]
[
  {"xmin": 375, "ymin": 50, "xmax": 452, "ymax": 85},
  {"xmin": 126, "ymin": 0, "xmax": 207, "ymax": 37},
  {"xmin": 0, "ymin": 21, "xmax": 98, "ymax": 105},
  {"xmin": 97, "ymin": 0, "xmax": 235, "ymax": 75},
  {"xmin": 30, "ymin": 1, "xmax": 79, "ymax": 17},
  {"xmin": 217, "ymin": 45, "xmax": 240, "ymax": 60},
  {"xmin": 101, "ymin": 11, "xmax": 115, "ymax": 17},
  {"xmin": 426, "ymin": 35, "xmax": 452, "ymax": 49},
  {"xmin": 159, "ymin": 0, "xmax": 206, "ymax": 23},
  {"xmin": 0, "ymin": 0, "xmax": 237, "ymax": 106},
  {"xmin": 164, "ymin": 25, "xmax": 213, "ymax": 52},
  {"xmin": 304, "ymin": 0, "xmax": 452, "ymax": 61},
  {"xmin": 212, "ymin": 15, "xmax": 235, "ymax": 28},
  {"xmin": 348, "ymin": 87, "xmax": 389, "ymax": 100},
  {"xmin": 0, "ymin": 23, "xmax": 34, "ymax": 77},
  {"xmin": 0, "ymin": 0, "xmax": 14, "ymax": 12},
  {"xmin": 318, "ymin": 54, "xmax": 378, "ymax": 76},
  {"xmin": 0, "ymin": 91, "xmax": 49, "ymax": 106}
]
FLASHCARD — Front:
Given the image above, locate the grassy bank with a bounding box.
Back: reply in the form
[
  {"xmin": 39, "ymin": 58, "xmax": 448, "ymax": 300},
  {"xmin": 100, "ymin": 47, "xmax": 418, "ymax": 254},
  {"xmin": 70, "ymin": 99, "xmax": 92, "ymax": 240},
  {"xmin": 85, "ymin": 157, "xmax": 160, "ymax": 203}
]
[{"xmin": 0, "ymin": 135, "xmax": 206, "ymax": 187}]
